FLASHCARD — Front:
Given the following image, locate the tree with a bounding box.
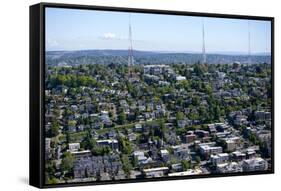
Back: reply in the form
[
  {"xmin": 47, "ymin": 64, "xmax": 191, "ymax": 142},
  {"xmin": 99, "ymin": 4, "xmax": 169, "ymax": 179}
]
[
  {"xmin": 213, "ymin": 106, "xmax": 221, "ymax": 121},
  {"xmin": 46, "ymin": 177, "xmax": 59, "ymax": 184},
  {"xmin": 61, "ymin": 152, "xmax": 75, "ymax": 173},
  {"xmin": 159, "ymin": 118, "xmax": 167, "ymax": 139},
  {"xmin": 119, "ymin": 137, "xmax": 133, "ymax": 154},
  {"xmin": 181, "ymin": 160, "xmax": 191, "ymax": 171},
  {"xmin": 91, "ymin": 146, "xmax": 111, "ymax": 156},
  {"xmin": 81, "ymin": 129, "xmax": 96, "ymax": 150},
  {"xmin": 176, "ymin": 112, "xmax": 185, "ymax": 121},
  {"xmin": 50, "ymin": 119, "xmax": 59, "ymax": 137},
  {"xmin": 195, "ymin": 156, "xmax": 201, "ymax": 164},
  {"xmin": 191, "ymin": 96, "xmax": 200, "ymax": 106},
  {"xmin": 46, "ymin": 161, "xmax": 56, "ymax": 177},
  {"xmin": 118, "ymin": 111, "xmax": 126, "ymax": 125},
  {"xmin": 121, "ymin": 154, "xmax": 133, "ymax": 174},
  {"xmin": 66, "ymin": 131, "xmax": 71, "ymax": 144},
  {"xmin": 194, "ymin": 64, "xmax": 206, "ymax": 77}
]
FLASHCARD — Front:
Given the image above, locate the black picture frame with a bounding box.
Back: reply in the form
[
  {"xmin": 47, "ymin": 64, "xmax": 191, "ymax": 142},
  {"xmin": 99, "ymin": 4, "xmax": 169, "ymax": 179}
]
[{"xmin": 30, "ymin": 2, "xmax": 274, "ymax": 188}]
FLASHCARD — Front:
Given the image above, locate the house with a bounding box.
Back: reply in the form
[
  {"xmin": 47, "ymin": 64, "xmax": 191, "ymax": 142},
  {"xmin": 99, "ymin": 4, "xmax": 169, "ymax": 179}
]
[
  {"xmin": 99, "ymin": 172, "xmax": 111, "ymax": 181},
  {"xmin": 255, "ymin": 111, "xmax": 271, "ymax": 121},
  {"xmin": 114, "ymin": 170, "xmax": 126, "ymax": 180},
  {"xmin": 160, "ymin": 149, "xmax": 170, "ymax": 162},
  {"xmin": 246, "ymin": 149, "xmax": 257, "ymax": 159},
  {"xmin": 208, "ymin": 124, "xmax": 217, "ymax": 134},
  {"xmin": 144, "ymin": 74, "xmax": 160, "ymax": 83},
  {"xmin": 242, "ymin": 158, "xmax": 268, "ymax": 172},
  {"xmin": 133, "ymin": 151, "xmax": 147, "ymax": 164},
  {"xmin": 176, "ymin": 75, "xmax": 186, "ymax": 81},
  {"xmin": 215, "ymin": 123, "xmax": 229, "ymax": 132},
  {"xmin": 232, "ymin": 151, "xmax": 246, "ymax": 161},
  {"xmin": 73, "ymin": 155, "xmax": 123, "ymax": 179},
  {"xmin": 71, "ymin": 150, "xmax": 91, "ymax": 159},
  {"xmin": 107, "ymin": 130, "xmax": 117, "ymax": 139},
  {"xmin": 68, "ymin": 125, "xmax": 76, "ymax": 133},
  {"xmin": 129, "ymin": 170, "xmax": 142, "ymax": 179},
  {"xmin": 171, "ymin": 163, "xmax": 183, "ymax": 172},
  {"xmin": 172, "ymin": 144, "xmax": 190, "ymax": 161},
  {"xmin": 168, "ymin": 169, "xmax": 203, "ymax": 176},
  {"xmin": 143, "ymin": 167, "xmax": 169, "ymax": 178},
  {"xmin": 199, "ymin": 142, "xmax": 223, "ymax": 158},
  {"xmin": 128, "ymin": 133, "xmax": 137, "ymax": 141},
  {"xmin": 45, "ymin": 124, "xmax": 51, "ymax": 133},
  {"xmin": 216, "ymin": 162, "xmax": 243, "ymax": 173},
  {"xmin": 184, "ymin": 134, "xmax": 197, "ymax": 143},
  {"xmin": 194, "ymin": 130, "xmax": 209, "ymax": 138},
  {"xmin": 45, "ymin": 138, "xmax": 51, "ymax": 159},
  {"xmin": 68, "ymin": 143, "xmax": 80, "ymax": 152},
  {"xmin": 143, "ymin": 65, "xmax": 171, "ymax": 75},
  {"xmin": 225, "ymin": 139, "xmax": 236, "ymax": 152},
  {"xmin": 234, "ymin": 114, "xmax": 248, "ymax": 126},
  {"xmin": 97, "ymin": 139, "xmax": 119, "ymax": 150},
  {"xmin": 210, "ymin": 153, "xmax": 229, "ymax": 165},
  {"xmin": 77, "ymin": 125, "xmax": 85, "ymax": 132},
  {"xmin": 177, "ymin": 120, "xmax": 187, "ymax": 128},
  {"xmin": 135, "ymin": 124, "xmax": 142, "ymax": 132}
]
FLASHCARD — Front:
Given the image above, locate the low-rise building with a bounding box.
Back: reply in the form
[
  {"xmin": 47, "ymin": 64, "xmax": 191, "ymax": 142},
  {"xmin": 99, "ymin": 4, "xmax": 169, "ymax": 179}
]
[
  {"xmin": 143, "ymin": 167, "xmax": 169, "ymax": 178},
  {"xmin": 160, "ymin": 149, "xmax": 170, "ymax": 162},
  {"xmin": 45, "ymin": 138, "xmax": 51, "ymax": 159},
  {"xmin": 97, "ymin": 139, "xmax": 119, "ymax": 150},
  {"xmin": 168, "ymin": 169, "xmax": 203, "ymax": 176},
  {"xmin": 68, "ymin": 143, "xmax": 80, "ymax": 152},
  {"xmin": 210, "ymin": 153, "xmax": 229, "ymax": 165},
  {"xmin": 217, "ymin": 162, "xmax": 243, "ymax": 173},
  {"xmin": 242, "ymin": 157, "xmax": 268, "ymax": 172},
  {"xmin": 255, "ymin": 111, "xmax": 271, "ymax": 121},
  {"xmin": 199, "ymin": 142, "xmax": 223, "ymax": 158},
  {"xmin": 232, "ymin": 151, "xmax": 246, "ymax": 161}
]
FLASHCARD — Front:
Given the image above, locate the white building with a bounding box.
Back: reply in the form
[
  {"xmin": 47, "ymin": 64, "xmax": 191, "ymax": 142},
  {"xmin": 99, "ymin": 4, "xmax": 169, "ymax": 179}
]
[
  {"xmin": 143, "ymin": 167, "xmax": 169, "ymax": 178},
  {"xmin": 168, "ymin": 169, "xmax": 203, "ymax": 176},
  {"xmin": 176, "ymin": 75, "xmax": 186, "ymax": 81},
  {"xmin": 242, "ymin": 157, "xmax": 268, "ymax": 172},
  {"xmin": 68, "ymin": 143, "xmax": 80, "ymax": 152},
  {"xmin": 211, "ymin": 153, "xmax": 229, "ymax": 165},
  {"xmin": 199, "ymin": 142, "xmax": 223, "ymax": 158},
  {"xmin": 217, "ymin": 162, "xmax": 243, "ymax": 173},
  {"xmin": 97, "ymin": 139, "xmax": 119, "ymax": 150},
  {"xmin": 160, "ymin": 149, "xmax": 170, "ymax": 161}
]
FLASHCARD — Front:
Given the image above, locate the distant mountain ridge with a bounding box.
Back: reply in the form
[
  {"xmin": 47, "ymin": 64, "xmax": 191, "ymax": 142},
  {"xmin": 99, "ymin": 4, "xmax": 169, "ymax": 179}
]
[
  {"xmin": 46, "ymin": 49, "xmax": 271, "ymax": 66},
  {"xmin": 46, "ymin": 49, "xmax": 158, "ymax": 59}
]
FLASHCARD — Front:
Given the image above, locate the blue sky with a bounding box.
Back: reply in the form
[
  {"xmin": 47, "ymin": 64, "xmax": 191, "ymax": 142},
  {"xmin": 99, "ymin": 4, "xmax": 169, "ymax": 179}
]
[{"xmin": 46, "ymin": 7, "xmax": 271, "ymax": 54}]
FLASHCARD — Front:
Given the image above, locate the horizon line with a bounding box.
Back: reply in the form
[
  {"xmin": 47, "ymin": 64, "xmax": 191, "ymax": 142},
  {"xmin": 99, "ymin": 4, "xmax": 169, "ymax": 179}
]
[{"xmin": 46, "ymin": 49, "xmax": 271, "ymax": 56}]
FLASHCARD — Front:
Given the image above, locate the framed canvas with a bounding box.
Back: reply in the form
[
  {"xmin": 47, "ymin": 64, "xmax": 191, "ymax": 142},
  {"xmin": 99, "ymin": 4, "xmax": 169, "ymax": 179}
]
[{"xmin": 30, "ymin": 2, "xmax": 274, "ymax": 188}]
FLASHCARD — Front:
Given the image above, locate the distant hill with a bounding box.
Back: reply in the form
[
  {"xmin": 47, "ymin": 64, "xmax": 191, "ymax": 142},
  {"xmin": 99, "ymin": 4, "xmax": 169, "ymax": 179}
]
[{"xmin": 46, "ymin": 49, "xmax": 271, "ymax": 66}]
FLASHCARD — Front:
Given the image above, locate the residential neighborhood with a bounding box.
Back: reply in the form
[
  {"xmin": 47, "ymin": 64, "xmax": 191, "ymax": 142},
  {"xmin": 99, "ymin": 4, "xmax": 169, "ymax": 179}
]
[{"xmin": 44, "ymin": 62, "xmax": 272, "ymax": 184}]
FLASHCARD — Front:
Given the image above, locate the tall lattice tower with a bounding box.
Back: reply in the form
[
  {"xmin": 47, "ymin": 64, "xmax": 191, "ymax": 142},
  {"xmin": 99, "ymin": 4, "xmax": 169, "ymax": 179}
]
[
  {"xmin": 202, "ymin": 19, "xmax": 207, "ymax": 64},
  {"xmin": 128, "ymin": 14, "xmax": 134, "ymax": 76},
  {"xmin": 248, "ymin": 21, "xmax": 251, "ymax": 64}
]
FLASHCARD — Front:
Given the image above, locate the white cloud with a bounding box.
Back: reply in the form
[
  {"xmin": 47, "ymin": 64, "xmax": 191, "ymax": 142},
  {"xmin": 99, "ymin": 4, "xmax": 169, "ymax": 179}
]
[{"xmin": 101, "ymin": 32, "xmax": 116, "ymax": 39}]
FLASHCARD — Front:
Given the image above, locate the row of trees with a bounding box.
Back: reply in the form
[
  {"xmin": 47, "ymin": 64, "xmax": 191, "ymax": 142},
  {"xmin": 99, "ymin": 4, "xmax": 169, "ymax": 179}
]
[{"xmin": 48, "ymin": 74, "xmax": 99, "ymax": 88}]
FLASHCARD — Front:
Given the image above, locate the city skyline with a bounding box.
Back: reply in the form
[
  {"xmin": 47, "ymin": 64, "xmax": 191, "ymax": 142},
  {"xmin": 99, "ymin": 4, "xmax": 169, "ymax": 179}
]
[{"xmin": 46, "ymin": 8, "xmax": 271, "ymax": 54}]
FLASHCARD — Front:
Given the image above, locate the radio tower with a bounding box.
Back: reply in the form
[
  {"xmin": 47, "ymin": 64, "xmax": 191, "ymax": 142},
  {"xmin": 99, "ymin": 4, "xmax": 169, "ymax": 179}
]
[
  {"xmin": 248, "ymin": 21, "xmax": 251, "ymax": 64},
  {"xmin": 128, "ymin": 14, "xmax": 134, "ymax": 76},
  {"xmin": 202, "ymin": 19, "xmax": 207, "ymax": 64}
]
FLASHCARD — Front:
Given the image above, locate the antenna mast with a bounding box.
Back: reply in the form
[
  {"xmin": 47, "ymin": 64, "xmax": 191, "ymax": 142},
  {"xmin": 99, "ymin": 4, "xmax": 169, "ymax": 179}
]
[
  {"xmin": 202, "ymin": 19, "xmax": 206, "ymax": 64},
  {"xmin": 128, "ymin": 14, "xmax": 134, "ymax": 76}
]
